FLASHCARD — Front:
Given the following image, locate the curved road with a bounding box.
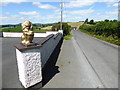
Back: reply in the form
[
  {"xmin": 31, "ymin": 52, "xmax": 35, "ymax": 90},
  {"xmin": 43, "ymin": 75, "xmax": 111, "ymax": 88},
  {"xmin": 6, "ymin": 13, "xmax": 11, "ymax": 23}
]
[{"xmin": 72, "ymin": 30, "xmax": 118, "ymax": 88}]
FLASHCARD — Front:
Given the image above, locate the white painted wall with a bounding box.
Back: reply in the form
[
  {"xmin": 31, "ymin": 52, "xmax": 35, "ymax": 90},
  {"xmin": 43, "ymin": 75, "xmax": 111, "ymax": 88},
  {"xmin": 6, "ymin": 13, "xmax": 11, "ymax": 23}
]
[
  {"xmin": 34, "ymin": 33, "xmax": 48, "ymax": 37},
  {"xmin": 3, "ymin": 32, "xmax": 22, "ymax": 37},
  {"xmin": 16, "ymin": 49, "xmax": 42, "ymax": 88},
  {"xmin": 3, "ymin": 30, "xmax": 63, "ymax": 37}
]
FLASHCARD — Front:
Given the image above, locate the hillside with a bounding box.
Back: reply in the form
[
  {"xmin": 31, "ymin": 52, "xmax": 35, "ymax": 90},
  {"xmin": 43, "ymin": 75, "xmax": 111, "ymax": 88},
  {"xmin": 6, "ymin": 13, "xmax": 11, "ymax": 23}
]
[
  {"xmin": 67, "ymin": 22, "xmax": 84, "ymax": 28},
  {"xmin": 41, "ymin": 26, "xmax": 52, "ymax": 30}
]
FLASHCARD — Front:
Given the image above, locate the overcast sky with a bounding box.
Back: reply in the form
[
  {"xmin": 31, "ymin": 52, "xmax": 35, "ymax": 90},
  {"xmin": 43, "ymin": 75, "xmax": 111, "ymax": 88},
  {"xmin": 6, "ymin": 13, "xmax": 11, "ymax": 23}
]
[{"xmin": 0, "ymin": 0, "xmax": 119, "ymax": 25}]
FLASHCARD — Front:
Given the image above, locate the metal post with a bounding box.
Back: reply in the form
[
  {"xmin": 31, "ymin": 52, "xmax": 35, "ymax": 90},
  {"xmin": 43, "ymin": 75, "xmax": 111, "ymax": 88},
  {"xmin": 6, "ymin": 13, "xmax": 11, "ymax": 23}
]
[{"xmin": 60, "ymin": 0, "xmax": 63, "ymax": 30}]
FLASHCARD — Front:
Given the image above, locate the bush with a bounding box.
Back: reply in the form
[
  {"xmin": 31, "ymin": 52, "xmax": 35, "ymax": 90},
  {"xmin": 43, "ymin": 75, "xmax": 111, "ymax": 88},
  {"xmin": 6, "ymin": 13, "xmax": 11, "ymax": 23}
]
[{"xmin": 52, "ymin": 22, "xmax": 71, "ymax": 36}]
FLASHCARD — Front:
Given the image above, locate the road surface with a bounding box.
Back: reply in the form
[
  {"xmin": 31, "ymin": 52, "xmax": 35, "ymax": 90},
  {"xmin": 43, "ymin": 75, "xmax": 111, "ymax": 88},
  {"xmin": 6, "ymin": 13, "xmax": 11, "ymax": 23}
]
[{"xmin": 72, "ymin": 30, "xmax": 118, "ymax": 88}]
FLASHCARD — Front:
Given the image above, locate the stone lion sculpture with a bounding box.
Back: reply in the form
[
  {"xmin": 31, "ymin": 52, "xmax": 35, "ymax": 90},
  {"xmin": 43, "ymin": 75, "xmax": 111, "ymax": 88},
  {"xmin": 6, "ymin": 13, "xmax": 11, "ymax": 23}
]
[{"xmin": 21, "ymin": 21, "xmax": 34, "ymax": 45}]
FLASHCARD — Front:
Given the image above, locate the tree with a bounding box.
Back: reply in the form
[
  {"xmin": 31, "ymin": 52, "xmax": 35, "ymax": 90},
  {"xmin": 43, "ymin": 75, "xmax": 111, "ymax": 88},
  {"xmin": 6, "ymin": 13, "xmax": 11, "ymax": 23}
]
[
  {"xmin": 89, "ymin": 19, "xmax": 95, "ymax": 24},
  {"xmin": 113, "ymin": 19, "xmax": 117, "ymax": 22},
  {"xmin": 104, "ymin": 19, "xmax": 109, "ymax": 22},
  {"xmin": 84, "ymin": 18, "xmax": 88, "ymax": 24},
  {"xmin": 52, "ymin": 22, "xmax": 71, "ymax": 36}
]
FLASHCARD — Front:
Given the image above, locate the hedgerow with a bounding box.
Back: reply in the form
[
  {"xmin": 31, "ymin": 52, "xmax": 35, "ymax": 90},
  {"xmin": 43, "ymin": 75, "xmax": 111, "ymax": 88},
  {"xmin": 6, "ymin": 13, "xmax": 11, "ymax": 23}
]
[{"xmin": 79, "ymin": 21, "xmax": 120, "ymax": 39}]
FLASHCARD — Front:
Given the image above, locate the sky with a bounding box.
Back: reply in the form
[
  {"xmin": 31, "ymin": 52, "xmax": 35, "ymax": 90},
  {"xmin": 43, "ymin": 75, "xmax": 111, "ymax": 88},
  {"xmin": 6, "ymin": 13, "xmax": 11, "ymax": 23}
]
[{"xmin": 0, "ymin": 0, "xmax": 119, "ymax": 25}]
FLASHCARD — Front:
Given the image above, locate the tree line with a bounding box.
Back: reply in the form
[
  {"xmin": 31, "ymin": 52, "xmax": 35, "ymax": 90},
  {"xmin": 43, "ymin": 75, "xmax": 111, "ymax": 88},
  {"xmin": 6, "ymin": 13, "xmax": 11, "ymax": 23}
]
[{"xmin": 79, "ymin": 19, "xmax": 120, "ymax": 39}]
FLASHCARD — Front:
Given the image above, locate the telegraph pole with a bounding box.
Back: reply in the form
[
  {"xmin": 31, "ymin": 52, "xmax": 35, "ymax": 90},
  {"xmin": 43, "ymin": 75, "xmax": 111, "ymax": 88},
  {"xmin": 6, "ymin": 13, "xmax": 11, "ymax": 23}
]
[{"xmin": 60, "ymin": 0, "xmax": 63, "ymax": 30}]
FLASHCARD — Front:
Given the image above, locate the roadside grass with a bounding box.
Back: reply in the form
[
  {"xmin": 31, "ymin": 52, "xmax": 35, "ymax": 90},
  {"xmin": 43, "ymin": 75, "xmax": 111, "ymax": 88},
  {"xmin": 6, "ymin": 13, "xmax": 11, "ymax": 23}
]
[
  {"xmin": 80, "ymin": 29, "xmax": 120, "ymax": 46},
  {"xmin": 64, "ymin": 32, "xmax": 72, "ymax": 40}
]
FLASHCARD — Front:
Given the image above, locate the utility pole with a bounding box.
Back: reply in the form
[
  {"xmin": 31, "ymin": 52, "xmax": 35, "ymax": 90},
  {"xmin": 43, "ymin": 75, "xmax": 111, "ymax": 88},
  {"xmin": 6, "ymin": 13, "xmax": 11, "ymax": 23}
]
[
  {"xmin": 118, "ymin": 1, "xmax": 120, "ymax": 21},
  {"xmin": 60, "ymin": 0, "xmax": 63, "ymax": 30}
]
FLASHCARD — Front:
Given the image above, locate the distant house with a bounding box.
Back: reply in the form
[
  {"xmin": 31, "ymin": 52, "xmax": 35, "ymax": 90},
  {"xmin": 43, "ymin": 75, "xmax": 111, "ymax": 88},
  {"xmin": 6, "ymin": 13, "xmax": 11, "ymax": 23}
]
[{"xmin": 72, "ymin": 27, "xmax": 78, "ymax": 30}]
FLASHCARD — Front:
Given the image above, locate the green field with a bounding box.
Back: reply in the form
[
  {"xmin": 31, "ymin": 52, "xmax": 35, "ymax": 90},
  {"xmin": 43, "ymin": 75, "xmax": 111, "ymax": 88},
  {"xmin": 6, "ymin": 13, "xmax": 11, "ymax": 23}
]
[
  {"xmin": 0, "ymin": 26, "xmax": 22, "ymax": 32},
  {"xmin": 0, "ymin": 26, "xmax": 51, "ymax": 33}
]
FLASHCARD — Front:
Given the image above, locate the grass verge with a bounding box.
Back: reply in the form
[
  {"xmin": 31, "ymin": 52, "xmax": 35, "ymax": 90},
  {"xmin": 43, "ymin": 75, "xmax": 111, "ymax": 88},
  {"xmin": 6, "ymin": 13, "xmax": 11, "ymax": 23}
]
[
  {"xmin": 80, "ymin": 29, "xmax": 120, "ymax": 46},
  {"xmin": 64, "ymin": 32, "xmax": 72, "ymax": 40}
]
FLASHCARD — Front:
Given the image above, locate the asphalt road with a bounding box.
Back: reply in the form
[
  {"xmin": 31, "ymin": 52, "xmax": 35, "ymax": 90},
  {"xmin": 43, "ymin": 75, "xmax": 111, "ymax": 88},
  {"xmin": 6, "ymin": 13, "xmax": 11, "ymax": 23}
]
[{"xmin": 72, "ymin": 30, "xmax": 118, "ymax": 88}]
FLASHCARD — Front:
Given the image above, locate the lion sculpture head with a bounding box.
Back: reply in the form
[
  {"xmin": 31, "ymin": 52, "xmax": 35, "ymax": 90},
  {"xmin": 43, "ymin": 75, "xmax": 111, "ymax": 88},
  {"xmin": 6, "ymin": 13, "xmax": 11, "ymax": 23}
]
[{"xmin": 21, "ymin": 21, "xmax": 34, "ymax": 45}]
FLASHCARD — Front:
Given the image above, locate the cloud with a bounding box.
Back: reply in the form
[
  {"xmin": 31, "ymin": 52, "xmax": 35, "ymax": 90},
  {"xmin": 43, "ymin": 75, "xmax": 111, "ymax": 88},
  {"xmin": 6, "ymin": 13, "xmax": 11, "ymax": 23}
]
[
  {"xmin": 1, "ymin": 9, "xmax": 118, "ymax": 24},
  {"xmin": 67, "ymin": 9, "xmax": 94, "ymax": 15},
  {"xmin": 65, "ymin": 0, "xmax": 118, "ymax": 8},
  {"xmin": 90, "ymin": 9, "xmax": 118, "ymax": 21},
  {"xmin": 32, "ymin": 2, "xmax": 56, "ymax": 9},
  {"xmin": 0, "ymin": 0, "xmax": 28, "ymax": 6},
  {"xmin": 0, "ymin": 11, "xmax": 41, "ymax": 24},
  {"xmin": 112, "ymin": 3, "xmax": 118, "ymax": 6},
  {"xmin": 0, "ymin": 14, "xmax": 25, "ymax": 24},
  {"xmin": 61, "ymin": 9, "xmax": 95, "ymax": 22},
  {"xmin": 62, "ymin": 8, "xmax": 117, "ymax": 22},
  {"xmin": 5, "ymin": 12, "xmax": 10, "ymax": 15},
  {"xmin": 19, "ymin": 11, "xmax": 40, "ymax": 16},
  {"xmin": 106, "ymin": 9, "xmax": 118, "ymax": 15}
]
